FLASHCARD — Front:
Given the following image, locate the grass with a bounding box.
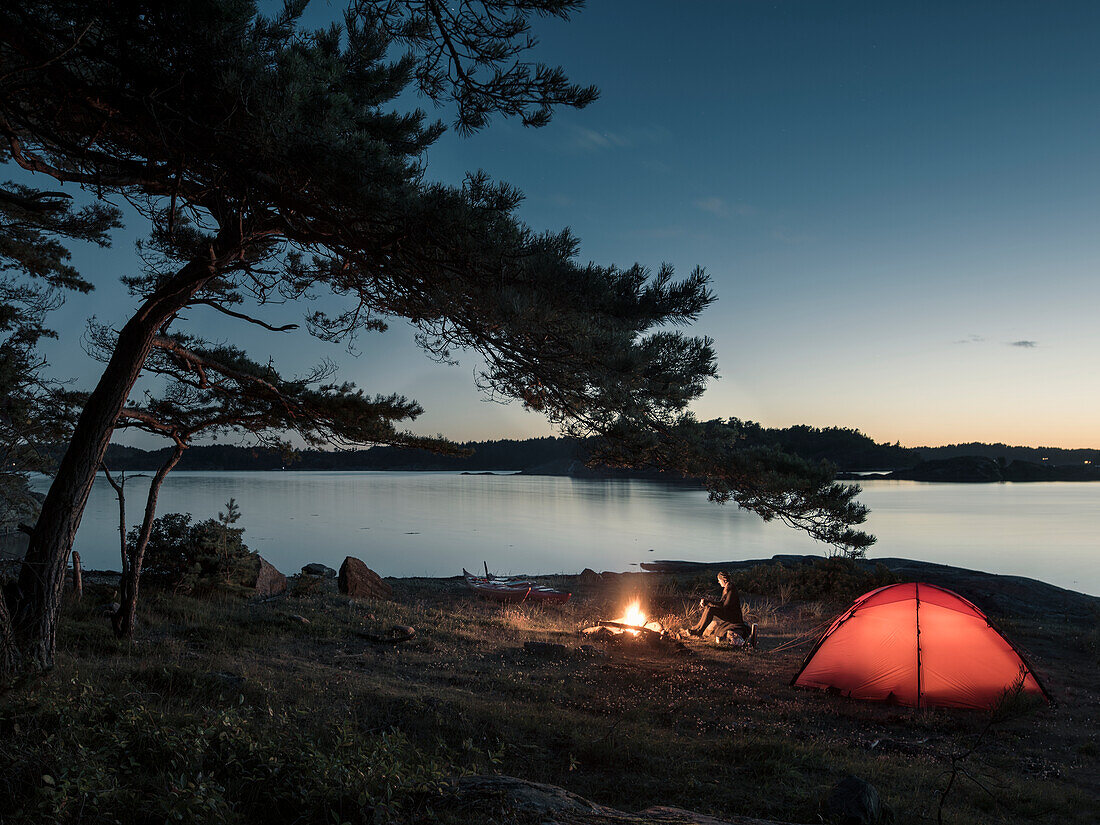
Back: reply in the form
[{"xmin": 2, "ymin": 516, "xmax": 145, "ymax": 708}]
[{"xmin": 1, "ymin": 566, "xmax": 1097, "ymax": 824}]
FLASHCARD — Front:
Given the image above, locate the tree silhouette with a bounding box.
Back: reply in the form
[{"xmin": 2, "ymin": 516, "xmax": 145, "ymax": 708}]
[
  {"xmin": 0, "ymin": 184, "xmax": 119, "ymax": 525},
  {"xmin": 86, "ymin": 322, "xmax": 459, "ymax": 639},
  {"xmin": 0, "ymin": 1, "xmax": 869, "ymax": 681}
]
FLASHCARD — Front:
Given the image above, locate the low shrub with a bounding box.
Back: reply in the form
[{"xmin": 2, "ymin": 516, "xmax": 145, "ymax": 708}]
[
  {"xmin": 0, "ymin": 680, "xmax": 454, "ymax": 825},
  {"xmin": 138, "ymin": 500, "xmax": 255, "ymax": 594}
]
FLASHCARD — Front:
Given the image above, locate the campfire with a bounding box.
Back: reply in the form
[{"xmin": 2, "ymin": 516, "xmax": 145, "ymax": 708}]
[
  {"xmin": 581, "ymin": 599, "xmax": 686, "ymax": 654},
  {"xmin": 606, "ymin": 600, "xmax": 665, "ymax": 635}
]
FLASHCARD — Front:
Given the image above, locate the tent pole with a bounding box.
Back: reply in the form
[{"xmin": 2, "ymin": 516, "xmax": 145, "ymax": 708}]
[{"xmin": 915, "ymin": 582, "xmax": 923, "ymax": 709}]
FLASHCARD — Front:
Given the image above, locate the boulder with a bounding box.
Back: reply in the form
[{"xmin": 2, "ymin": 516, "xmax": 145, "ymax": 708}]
[
  {"xmin": 825, "ymin": 776, "xmax": 892, "ymax": 825},
  {"xmin": 337, "ymin": 556, "xmax": 392, "ymax": 600},
  {"xmin": 301, "ymin": 563, "xmax": 337, "ymax": 578},
  {"xmin": 250, "ymin": 555, "xmax": 286, "ymax": 597}
]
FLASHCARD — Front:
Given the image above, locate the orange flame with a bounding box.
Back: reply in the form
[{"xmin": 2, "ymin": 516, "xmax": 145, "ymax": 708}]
[{"xmin": 616, "ymin": 600, "xmax": 647, "ymax": 632}]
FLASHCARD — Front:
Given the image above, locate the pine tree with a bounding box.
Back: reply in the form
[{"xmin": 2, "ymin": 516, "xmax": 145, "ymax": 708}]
[
  {"xmin": 0, "ymin": 1, "xmax": 871, "ymax": 681},
  {"xmin": 0, "ymin": 183, "xmax": 119, "ymax": 672},
  {"xmin": 213, "ymin": 498, "xmax": 242, "ymax": 584},
  {"xmin": 0, "ymin": 0, "xmax": 714, "ymax": 680},
  {"xmin": 0, "ymin": 184, "xmax": 120, "ymax": 524}
]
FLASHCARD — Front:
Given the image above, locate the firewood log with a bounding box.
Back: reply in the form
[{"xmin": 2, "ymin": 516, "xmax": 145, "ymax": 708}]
[{"xmin": 597, "ymin": 620, "xmax": 663, "ymax": 639}]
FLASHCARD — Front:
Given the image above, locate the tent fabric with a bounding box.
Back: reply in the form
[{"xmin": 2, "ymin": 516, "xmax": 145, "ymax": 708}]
[{"xmin": 791, "ymin": 582, "xmax": 1050, "ymax": 710}]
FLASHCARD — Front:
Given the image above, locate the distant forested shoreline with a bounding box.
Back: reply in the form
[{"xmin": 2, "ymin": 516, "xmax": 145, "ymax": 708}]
[{"xmin": 93, "ymin": 423, "xmax": 1100, "ymax": 477}]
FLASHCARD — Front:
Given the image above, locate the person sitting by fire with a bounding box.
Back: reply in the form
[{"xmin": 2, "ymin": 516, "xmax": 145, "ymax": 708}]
[{"xmin": 685, "ymin": 571, "xmax": 757, "ymax": 648}]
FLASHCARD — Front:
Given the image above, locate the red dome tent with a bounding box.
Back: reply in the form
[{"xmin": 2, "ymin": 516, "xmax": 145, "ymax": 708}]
[{"xmin": 791, "ymin": 582, "xmax": 1050, "ymax": 710}]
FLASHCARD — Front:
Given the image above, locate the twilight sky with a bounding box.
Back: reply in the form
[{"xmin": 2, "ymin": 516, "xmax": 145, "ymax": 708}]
[{"xmin": 20, "ymin": 0, "xmax": 1100, "ymax": 448}]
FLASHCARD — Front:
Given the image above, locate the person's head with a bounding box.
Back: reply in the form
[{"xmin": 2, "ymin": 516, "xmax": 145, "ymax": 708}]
[{"xmin": 717, "ymin": 571, "xmax": 729, "ymax": 588}]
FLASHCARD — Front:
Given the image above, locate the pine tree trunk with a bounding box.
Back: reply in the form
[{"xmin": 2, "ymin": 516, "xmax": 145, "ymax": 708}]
[
  {"xmin": 2, "ymin": 249, "xmax": 226, "ymax": 682},
  {"xmin": 12, "ymin": 319, "xmax": 158, "ymax": 674},
  {"xmin": 71, "ymin": 552, "xmax": 82, "ymax": 601},
  {"xmin": 113, "ymin": 442, "xmax": 185, "ymax": 640}
]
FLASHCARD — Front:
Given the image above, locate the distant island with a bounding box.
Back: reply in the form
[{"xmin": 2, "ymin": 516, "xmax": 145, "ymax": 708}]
[
  {"xmin": 95, "ymin": 423, "xmax": 1100, "ymax": 482},
  {"xmin": 837, "ymin": 455, "xmax": 1100, "ymax": 483}
]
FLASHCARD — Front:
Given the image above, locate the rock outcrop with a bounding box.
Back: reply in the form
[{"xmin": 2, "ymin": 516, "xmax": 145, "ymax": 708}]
[
  {"xmin": 871, "ymin": 557, "xmax": 1098, "ymax": 623},
  {"xmin": 249, "ymin": 555, "xmax": 286, "ymax": 597},
  {"xmin": 449, "ymin": 775, "xmax": 807, "ymax": 824},
  {"xmin": 640, "ymin": 554, "xmax": 1099, "ymax": 623},
  {"xmin": 337, "ymin": 556, "xmax": 392, "ymax": 600},
  {"xmin": 301, "ymin": 563, "xmax": 337, "ymax": 578}
]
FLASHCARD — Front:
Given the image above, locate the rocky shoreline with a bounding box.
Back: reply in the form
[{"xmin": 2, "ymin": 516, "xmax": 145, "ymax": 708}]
[{"xmin": 54, "ymin": 553, "xmax": 1099, "ymax": 626}]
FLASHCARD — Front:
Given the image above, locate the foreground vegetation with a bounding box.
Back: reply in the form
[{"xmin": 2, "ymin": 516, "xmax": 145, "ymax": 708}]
[{"xmin": 2, "ymin": 562, "xmax": 1097, "ymax": 824}]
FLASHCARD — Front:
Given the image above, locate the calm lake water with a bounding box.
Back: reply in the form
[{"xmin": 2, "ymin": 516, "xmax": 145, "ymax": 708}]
[{"xmin": 24, "ymin": 472, "xmax": 1100, "ymax": 595}]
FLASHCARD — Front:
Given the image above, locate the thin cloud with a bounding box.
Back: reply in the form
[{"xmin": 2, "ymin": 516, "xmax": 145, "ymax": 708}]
[
  {"xmin": 955, "ymin": 334, "xmax": 985, "ymax": 344},
  {"xmin": 567, "ymin": 124, "xmax": 669, "ymax": 153},
  {"xmin": 572, "ymin": 127, "xmax": 629, "ymax": 151},
  {"xmin": 1010, "ymin": 340, "xmax": 1038, "ymax": 348}
]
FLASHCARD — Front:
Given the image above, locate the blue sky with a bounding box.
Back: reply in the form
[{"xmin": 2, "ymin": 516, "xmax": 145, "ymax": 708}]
[{"xmin": 20, "ymin": 1, "xmax": 1100, "ymax": 448}]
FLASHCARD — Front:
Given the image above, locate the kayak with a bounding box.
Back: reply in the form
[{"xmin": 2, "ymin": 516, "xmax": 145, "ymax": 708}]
[{"xmin": 462, "ymin": 569, "xmax": 571, "ymax": 605}]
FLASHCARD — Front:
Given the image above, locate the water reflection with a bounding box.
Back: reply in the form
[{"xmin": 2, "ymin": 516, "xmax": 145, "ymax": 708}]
[{"xmin": 24, "ymin": 472, "xmax": 1098, "ymax": 594}]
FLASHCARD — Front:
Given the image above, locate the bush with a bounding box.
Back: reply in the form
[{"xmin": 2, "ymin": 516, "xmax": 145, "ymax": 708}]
[
  {"xmin": 137, "ymin": 499, "xmax": 254, "ymax": 594},
  {"xmin": 137, "ymin": 511, "xmax": 195, "ymax": 590},
  {"xmin": 725, "ymin": 558, "xmax": 900, "ymax": 605},
  {"xmin": 0, "ymin": 680, "xmax": 453, "ymax": 824}
]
